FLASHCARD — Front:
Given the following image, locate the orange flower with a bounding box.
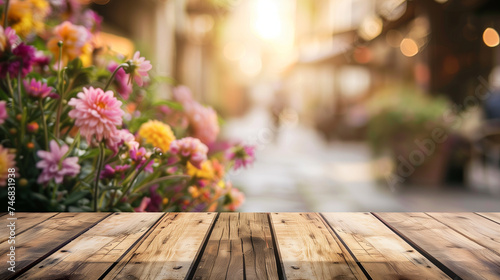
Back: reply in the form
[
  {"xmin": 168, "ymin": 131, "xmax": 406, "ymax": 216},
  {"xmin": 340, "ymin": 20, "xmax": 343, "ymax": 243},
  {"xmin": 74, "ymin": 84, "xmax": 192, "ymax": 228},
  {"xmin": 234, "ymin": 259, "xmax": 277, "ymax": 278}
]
[{"xmin": 47, "ymin": 21, "xmax": 92, "ymax": 66}]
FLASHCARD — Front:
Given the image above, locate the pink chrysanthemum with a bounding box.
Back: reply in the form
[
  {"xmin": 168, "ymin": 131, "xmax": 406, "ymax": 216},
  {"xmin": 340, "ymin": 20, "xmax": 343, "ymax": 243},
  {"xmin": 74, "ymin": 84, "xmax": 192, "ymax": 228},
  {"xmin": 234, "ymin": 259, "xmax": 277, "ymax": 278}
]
[
  {"xmin": 68, "ymin": 87, "xmax": 124, "ymax": 145},
  {"xmin": 226, "ymin": 144, "xmax": 256, "ymax": 171},
  {"xmin": 127, "ymin": 51, "xmax": 152, "ymax": 87},
  {"xmin": 0, "ymin": 101, "xmax": 7, "ymax": 125},
  {"xmin": 36, "ymin": 140, "xmax": 80, "ymax": 184},
  {"xmin": 108, "ymin": 62, "xmax": 132, "ymax": 99},
  {"xmin": 170, "ymin": 137, "xmax": 208, "ymax": 169},
  {"xmin": 24, "ymin": 78, "xmax": 54, "ymax": 99}
]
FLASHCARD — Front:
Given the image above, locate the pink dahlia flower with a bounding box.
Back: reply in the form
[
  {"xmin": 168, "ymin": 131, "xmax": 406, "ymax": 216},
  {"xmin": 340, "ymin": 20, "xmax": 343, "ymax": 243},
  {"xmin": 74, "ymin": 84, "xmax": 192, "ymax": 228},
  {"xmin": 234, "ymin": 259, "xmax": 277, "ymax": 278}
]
[
  {"xmin": 170, "ymin": 137, "xmax": 208, "ymax": 169},
  {"xmin": 68, "ymin": 87, "xmax": 124, "ymax": 145},
  {"xmin": 128, "ymin": 51, "xmax": 152, "ymax": 87},
  {"xmin": 172, "ymin": 85, "xmax": 220, "ymax": 145},
  {"xmin": 108, "ymin": 62, "xmax": 132, "ymax": 99},
  {"xmin": 189, "ymin": 104, "xmax": 220, "ymax": 145},
  {"xmin": 0, "ymin": 101, "xmax": 7, "ymax": 125},
  {"xmin": 24, "ymin": 78, "xmax": 54, "ymax": 99},
  {"xmin": 226, "ymin": 144, "xmax": 256, "ymax": 171},
  {"xmin": 36, "ymin": 140, "xmax": 80, "ymax": 184}
]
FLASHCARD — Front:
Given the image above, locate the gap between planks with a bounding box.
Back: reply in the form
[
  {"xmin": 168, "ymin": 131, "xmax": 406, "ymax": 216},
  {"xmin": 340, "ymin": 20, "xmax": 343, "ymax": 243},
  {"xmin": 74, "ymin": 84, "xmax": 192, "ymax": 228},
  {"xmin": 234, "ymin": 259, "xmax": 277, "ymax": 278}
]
[
  {"xmin": 2, "ymin": 213, "xmax": 111, "ymax": 280},
  {"xmin": 371, "ymin": 213, "xmax": 461, "ymax": 280}
]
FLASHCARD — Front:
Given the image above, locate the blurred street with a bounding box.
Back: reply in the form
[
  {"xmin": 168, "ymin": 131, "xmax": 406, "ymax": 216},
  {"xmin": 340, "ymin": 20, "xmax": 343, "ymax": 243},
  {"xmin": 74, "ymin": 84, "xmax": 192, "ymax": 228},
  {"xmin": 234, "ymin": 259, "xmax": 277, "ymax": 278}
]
[{"xmin": 226, "ymin": 108, "xmax": 500, "ymax": 212}]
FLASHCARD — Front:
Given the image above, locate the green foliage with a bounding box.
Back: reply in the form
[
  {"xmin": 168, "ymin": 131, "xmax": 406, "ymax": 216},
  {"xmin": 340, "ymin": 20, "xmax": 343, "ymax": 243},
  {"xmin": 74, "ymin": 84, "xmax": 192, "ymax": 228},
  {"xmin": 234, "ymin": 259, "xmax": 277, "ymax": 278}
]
[{"xmin": 367, "ymin": 85, "xmax": 450, "ymax": 154}]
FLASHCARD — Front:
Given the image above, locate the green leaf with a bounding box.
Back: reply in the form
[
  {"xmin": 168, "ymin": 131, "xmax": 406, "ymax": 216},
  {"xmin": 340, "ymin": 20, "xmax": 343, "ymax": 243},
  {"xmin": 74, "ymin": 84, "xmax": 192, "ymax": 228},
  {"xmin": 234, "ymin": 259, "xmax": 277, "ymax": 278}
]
[
  {"xmin": 64, "ymin": 190, "xmax": 90, "ymax": 205},
  {"xmin": 152, "ymin": 100, "xmax": 183, "ymax": 111}
]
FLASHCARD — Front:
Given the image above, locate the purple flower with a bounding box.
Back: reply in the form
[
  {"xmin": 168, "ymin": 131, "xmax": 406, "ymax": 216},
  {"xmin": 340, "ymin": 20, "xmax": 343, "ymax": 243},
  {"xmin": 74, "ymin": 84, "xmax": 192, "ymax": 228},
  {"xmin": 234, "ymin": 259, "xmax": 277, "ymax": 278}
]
[
  {"xmin": 34, "ymin": 51, "xmax": 50, "ymax": 69},
  {"xmin": 36, "ymin": 140, "xmax": 81, "ymax": 184},
  {"xmin": 0, "ymin": 43, "xmax": 36, "ymax": 79},
  {"xmin": 226, "ymin": 145, "xmax": 256, "ymax": 171},
  {"xmin": 100, "ymin": 164, "xmax": 130, "ymax": 179},
  {"xmin": 129, "ymin": 147, "xmax": 154, "ymax": 173},
  {"xmin": 24, "ymin": 78, "xmax": 54, "ymax": 99},
  {"xmin": 108, "ymin": 62, "xmax": 132, "ymax": 100}
]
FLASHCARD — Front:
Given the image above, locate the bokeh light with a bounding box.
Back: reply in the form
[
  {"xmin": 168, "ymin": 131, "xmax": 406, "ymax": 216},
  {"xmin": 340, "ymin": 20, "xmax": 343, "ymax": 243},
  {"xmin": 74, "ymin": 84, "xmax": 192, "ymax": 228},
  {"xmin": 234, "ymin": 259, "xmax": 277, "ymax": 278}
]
[
  {"xmin": 400, "ymin": 38, "xmax": 419, "ymax": 57},
  {"xmin": 358, "ymin": 16, "xmax": 383, "ymax": 41},
  {"xmin": 483, "ymin": 27, "xmax": 500, "ymax": 47}
]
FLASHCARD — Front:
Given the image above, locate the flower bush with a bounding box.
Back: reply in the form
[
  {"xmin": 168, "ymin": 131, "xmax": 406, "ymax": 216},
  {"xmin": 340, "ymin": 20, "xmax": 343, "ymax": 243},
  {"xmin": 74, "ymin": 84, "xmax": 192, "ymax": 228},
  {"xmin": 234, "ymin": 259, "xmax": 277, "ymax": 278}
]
[{"xmin": 0, "ymin": 1, "xmax": 254, "ymax": 212}]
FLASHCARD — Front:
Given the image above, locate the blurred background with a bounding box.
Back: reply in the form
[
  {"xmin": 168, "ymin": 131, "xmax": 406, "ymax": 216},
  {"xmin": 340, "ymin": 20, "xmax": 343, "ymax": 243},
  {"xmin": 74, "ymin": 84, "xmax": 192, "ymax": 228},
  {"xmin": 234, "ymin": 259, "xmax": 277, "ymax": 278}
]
[{"xmin": 90, "ymin": 0, "xmax": 500, "ymax": 211}]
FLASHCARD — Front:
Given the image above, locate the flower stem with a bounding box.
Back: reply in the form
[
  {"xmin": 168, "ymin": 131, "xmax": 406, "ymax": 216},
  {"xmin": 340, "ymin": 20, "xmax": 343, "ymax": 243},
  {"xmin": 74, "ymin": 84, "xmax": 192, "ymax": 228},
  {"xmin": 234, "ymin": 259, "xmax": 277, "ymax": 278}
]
[
  {"xmin": 38, "ymin": 100, "xmax": 49, "ymax": 150},
  {"xmin": 135, "ymin": 175, "xmax": 189, "ymax": 193},
  {"xmin": 93, "ymin": 142, "xmax": 105, "ymax": 212},
  {"xmin": 104, "ymin": 63, "xmax": 128, "ymax": 91},
  {"xmin": 114, "ymin": 157, "xmax": 154, "ymax": 207},
  {"xmin": 5, "ymin": 73, "xmax": 15, "ymax": 114},
  {"xmin": 54, "ymin": 42, "xmax": 64, "ymax": 138},
  {"xmin": 17, "ymin": 60, "xmax": 22, "ymax": 111},
  {"xmin": 3, "ymin": 0, "xmax": 10, "ymax": 28}
]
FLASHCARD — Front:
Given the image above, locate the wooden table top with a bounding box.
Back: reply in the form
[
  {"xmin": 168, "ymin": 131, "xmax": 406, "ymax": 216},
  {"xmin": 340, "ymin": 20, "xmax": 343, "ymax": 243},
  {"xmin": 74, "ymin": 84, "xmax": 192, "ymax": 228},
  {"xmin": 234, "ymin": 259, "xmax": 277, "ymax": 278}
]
[{"xmin": 1, "ymin": 212, "xmax": 499, "ymax": 279}]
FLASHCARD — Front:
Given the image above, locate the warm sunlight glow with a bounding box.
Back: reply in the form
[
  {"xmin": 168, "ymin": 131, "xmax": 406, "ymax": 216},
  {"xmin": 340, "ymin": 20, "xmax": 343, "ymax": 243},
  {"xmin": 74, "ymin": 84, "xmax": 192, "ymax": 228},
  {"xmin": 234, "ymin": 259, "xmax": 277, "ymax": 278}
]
[{"xmin": 252, "ymin": 0, "xmax": 283, "ymax": 41}]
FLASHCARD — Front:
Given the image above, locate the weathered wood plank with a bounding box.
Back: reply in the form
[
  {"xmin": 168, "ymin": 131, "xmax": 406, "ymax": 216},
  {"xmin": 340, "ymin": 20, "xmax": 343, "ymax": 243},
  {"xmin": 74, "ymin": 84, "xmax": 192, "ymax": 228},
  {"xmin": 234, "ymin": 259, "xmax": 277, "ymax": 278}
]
[
  {"xmin": 0, "ymin": 212, "xmax": 57, "ymax": 244},
  {"xmin": 0, "ymin": 212, "xmax": 108, "ymax": 280},
  {"xmin": 427, "ymin": 212, "xmax": 500, "ymax": 255},
  {"xmin": 103, "ymin": 212, "xmax": 216, "ymax": 280},
  {"xmin": 193, "ymin": 213, "xmax": 280, "ymax": 280},
  {"xmin": 321, "ymin": 212, "xmax": 450, "ymax": 279},
  {"xmin": 17, "ymin": 212, "xmax": 162, "ymax": 280},
  {"xmin": 271, "ymin": 212, "xmax": 367, "ymax": 280},
  {"xmin": 376, "ymin": 212, "xmax": 500, "ymax": 280},
  {"xmin": 477, "ymin": 212, "xmax": 500, "ymax": 224}
]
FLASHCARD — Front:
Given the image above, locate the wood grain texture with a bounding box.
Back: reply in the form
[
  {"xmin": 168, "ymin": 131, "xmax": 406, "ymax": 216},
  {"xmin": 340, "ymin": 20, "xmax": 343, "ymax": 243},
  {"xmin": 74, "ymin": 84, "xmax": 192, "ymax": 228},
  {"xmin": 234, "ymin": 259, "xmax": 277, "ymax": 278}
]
[
  {"xmin": 0, "ymin": 212, "xmax": 108, "ymax": 280},
  {"xmin": 103, "ymin": 212, "xmax": 216, "ymax": 280},
  {"xmin": 376, "ymin": 212, "xmax": 500, "ymax": 280},
  {"xmin": 427, "ymin": 212, "xmax": 500, "ymax": 255},
  {"xmin": 477, "ymin": 212, "xmax": 500, "ymax": 224},
  {"xmin": 271, "ymin": 212, "xmax": 367, "ymax": 280},
  {"xmin": 322, "ymin": 212, "xmax": 450, "ymax": 280},
  {"xmin": 0, "ymin": 212, "xmax": 57, "ymax": 243},
  {"xmin": 193, "ymin": 213, "xmax": 279, "ymax": 280},
  {"xmin": 17, "ymin": 212, "xmax": 162, "ymax": 280}
]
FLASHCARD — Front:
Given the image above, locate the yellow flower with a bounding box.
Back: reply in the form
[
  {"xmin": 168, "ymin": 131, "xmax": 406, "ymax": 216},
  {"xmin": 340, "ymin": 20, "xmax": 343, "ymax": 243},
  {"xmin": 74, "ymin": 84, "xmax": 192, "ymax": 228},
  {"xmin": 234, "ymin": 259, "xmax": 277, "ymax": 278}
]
[
  {"xmin": 187, "ymin": 160, "xmax": 214, "ymax": 180},
  {"xmin": 0, "ymin": 145, "xmax": 16, "ymax": 187},
  {"xmin": 6, "ymin": 0, "xmax": 49, "ymax": 38},
  {"xmin": 137, "ymin": 120, "xmax": 175, "ymax": 152}
]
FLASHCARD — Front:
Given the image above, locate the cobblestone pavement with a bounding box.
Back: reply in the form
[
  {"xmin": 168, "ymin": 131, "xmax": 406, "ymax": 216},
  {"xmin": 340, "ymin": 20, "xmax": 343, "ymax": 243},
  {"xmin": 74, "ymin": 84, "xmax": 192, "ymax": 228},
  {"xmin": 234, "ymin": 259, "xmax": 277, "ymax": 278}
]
[{"xmin": 224, "ymin": 111, "xmax": 500, "ymax": 212}]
